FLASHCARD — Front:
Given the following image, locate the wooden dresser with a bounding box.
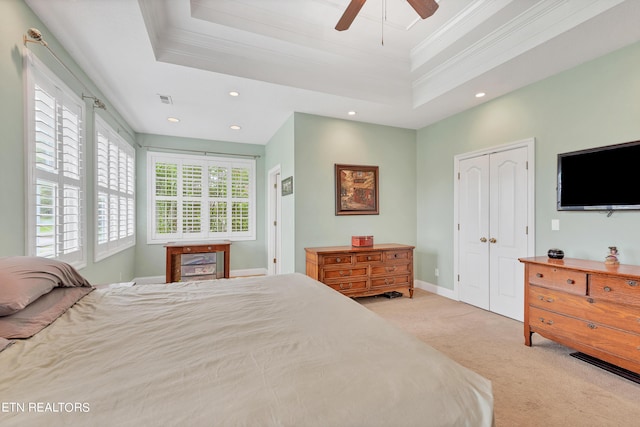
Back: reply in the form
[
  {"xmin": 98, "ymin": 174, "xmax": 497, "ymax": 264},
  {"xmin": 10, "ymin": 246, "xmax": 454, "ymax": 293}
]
[
  {"xmin": 520, "ymin": 256, "xmax": 640, "ymax": 375},
  {"xmin": 305, "ymin": 244, "xmax": 414, "ymax": 298}
]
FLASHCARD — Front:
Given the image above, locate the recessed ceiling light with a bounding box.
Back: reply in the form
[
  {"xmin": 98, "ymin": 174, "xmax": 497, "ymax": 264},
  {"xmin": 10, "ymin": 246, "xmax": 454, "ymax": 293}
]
[
  {"xmin": 230, "ymin": 125, "xmax": 241, "ymax": 130},
  {"xmin": 167, "ymin": 117, "xmax": 180, "ymax": 123},
  {"xmin": 229, "ymin": 91, "xmax": 239, "ymax": 97},
  {"xmin": 348, "ymin": 111, "xmax": 357, "ymax": 116},
  {"xmin": 475, "ymin": 92, "xmax": 486, "ymax": 98}
]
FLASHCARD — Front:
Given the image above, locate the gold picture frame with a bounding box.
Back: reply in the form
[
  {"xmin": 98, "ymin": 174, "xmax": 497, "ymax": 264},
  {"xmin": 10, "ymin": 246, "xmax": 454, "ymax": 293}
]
[{"xmin": 335, "ymin": 164, "xmax": 379, "ymax": 215}]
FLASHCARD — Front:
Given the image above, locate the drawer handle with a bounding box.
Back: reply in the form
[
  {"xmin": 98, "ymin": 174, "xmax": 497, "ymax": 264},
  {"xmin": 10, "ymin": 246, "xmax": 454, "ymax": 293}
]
[
  {"xmin": 566, "ymin": 279, "xmax": 575, "ymax": 285},
  {"xmin": 546, "ymin": 297, "xmax": 554, "ymax": 303},
  {"xmin": 538, "ymin": 317, "xmax": 553, "ymax": 325},
  {"xmin": 367, "ymin": 256, "xmax": 372, "ymax": 261},
  {"xmin": 386, "ymin": 266, "xmax": 397, "ymax": 272},
  {"xmin": 339, "ymin": 270, "xmax": 351, "ymax": 277},
  {"xmin": 339, "ymin": 283, "xmax": 352, "ymax": 290},
  {"xmin": 628, "ymin": 280, "xmax": 638, "ymax": 287},
  {"xmin": 603, "ymin": 286, "xmax": 612, "ymax": 292},
  {"xmin": 394, "ymin": 254, "xmax": 399, "ymax": 258},
  {"xmin": 336, "ymin": 257, "xmax": 341, "ymax": 263},
  {"xmin": 536, "ymin": 273, "xmax": 543, "ymax": 278},
  {"xmin": 587, "ymin": 323, "xmax": 597, "ymax": 330},
  {"xmin": 186, "ymin": 248, "xmax": 191, "ymax": 252},
  {"xmin": 385, "ymin": 278, "xmax": 396, "ymax": 285}
]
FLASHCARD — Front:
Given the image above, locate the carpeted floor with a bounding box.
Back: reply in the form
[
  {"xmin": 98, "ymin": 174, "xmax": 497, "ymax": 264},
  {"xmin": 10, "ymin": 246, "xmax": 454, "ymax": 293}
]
[{"xmin": 359, "ymin": 289, "xmax": 640, "ymax": 427}]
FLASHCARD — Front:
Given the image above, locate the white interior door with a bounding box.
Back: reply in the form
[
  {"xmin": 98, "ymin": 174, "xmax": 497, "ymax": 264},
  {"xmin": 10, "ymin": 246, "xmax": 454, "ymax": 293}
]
[
  {"xmin": 488, "ymin": 148, "xmax": 528, "ymax": 321},
  {"xmin": 267, "ymin": 167, "xmax": 282, "ymax": 275},
  {"xmin": 458, "ymin": 155, "xmax": 490, "ymax": 310},
  {"xmin": 456, "ymin": 144, "xmax": 530, "ymax": 321}
]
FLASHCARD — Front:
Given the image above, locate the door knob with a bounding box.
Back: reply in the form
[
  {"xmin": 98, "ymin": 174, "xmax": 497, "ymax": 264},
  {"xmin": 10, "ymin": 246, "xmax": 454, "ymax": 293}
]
[
  {"xmin": 480, "ymin": 237, "xmax": 487, "ymax": 243},
  {"xmin": 489, "ymin": 238, "xmax": 497, "ymax": 243}
]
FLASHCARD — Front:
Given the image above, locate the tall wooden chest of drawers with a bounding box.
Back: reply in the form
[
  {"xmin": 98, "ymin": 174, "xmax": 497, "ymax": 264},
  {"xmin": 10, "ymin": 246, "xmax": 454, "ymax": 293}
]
[
  {"xmin": 305, "ymin": 244, "xmax": 414, "ymax": 298},
  {"xmin": 520, "ymin": 256, "xmax": 640, "ymax": 375}
]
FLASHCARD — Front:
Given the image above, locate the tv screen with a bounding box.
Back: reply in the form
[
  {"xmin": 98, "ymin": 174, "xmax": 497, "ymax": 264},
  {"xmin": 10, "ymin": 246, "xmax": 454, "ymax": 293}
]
[{"xmin": 557, "ymin": 140, "xmax": 640, "ymax": 211}]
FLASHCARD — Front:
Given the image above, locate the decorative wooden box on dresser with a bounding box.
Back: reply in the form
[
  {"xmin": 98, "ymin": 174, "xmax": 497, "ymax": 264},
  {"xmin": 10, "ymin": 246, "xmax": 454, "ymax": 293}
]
[
  {"xmin": 519, "ymin": 256, "xmax": 640, "ymax": 375},
  {"xmin": 305, "ymin": 244, "xmax": 414, "ymax": 298}
]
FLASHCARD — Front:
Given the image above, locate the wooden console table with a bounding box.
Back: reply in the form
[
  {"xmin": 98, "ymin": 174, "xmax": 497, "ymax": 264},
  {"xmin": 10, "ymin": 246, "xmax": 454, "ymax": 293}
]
[
  {"xmin": 305, "ymin": 243, "xmax": 414, "ymax": 298},
  {"xmin": 520, "ymin": 256, "xmax": 640, "ymax": 375},
  {"xmin": 165, "ymin": 241, "xmax": 231, "ymax": 283}
]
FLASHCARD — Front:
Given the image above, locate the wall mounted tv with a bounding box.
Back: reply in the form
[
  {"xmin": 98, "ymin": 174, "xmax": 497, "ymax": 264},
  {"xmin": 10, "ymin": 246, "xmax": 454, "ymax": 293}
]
[{"xmin": 557, "ymin": 140, "xmax": 640, "ymax": 211}]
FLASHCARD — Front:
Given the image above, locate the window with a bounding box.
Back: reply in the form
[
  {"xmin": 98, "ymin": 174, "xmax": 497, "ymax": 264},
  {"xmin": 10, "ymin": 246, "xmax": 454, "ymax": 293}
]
[
  {"xmin": 24, "ymin": 51, "xmax": 86, "ymax": 267},
  {"xmin": 95, "ymin": 115, "xmax": 136, "ymax": 261},
  {"xmin": 148, "ymin": 152, "xmax": 255, "ymax": 243}
]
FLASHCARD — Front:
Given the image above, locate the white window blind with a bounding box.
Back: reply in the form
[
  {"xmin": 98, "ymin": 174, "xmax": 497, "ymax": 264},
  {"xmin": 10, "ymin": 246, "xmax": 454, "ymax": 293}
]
[
  {"xmin": 95, "ymin": 115, "xmax": 136, "ymax": 261},
  {"xmin": 147, "ymin": 152, "xmax": 255, "ymax": 243},
  {"xmin": 24, "ymin": 51, "xmax": 86, "ymax": 267}
]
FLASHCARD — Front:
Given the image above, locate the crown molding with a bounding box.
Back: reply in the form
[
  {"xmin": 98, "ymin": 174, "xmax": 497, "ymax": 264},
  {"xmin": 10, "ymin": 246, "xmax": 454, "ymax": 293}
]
[{"xmin": 412, "ymin": 0, "xmax": 626, "ymax": 108}]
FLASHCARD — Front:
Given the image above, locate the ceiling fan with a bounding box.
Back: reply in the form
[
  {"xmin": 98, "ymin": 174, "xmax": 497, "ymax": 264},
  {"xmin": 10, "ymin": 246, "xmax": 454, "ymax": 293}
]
[{"xmin": 335, "ymin": 0, "xmax": 439, "ymax": 31}]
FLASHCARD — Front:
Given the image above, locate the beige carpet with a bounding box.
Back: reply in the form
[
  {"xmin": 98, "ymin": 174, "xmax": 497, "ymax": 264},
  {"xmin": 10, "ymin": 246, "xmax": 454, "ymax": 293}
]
[{"xmin": 359, "ymin": 289, "xmax": 640, "ymax": 427}]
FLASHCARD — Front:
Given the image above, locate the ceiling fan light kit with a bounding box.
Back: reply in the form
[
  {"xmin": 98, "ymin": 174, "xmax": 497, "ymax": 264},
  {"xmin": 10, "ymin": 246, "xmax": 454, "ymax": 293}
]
[{"xmin": 335, "ymin": 0, "xmax": 439, "ymax": 31}]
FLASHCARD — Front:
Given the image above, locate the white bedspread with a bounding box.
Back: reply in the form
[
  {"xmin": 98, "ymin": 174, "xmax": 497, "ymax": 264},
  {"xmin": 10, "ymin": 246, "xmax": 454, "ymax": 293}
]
[{"xmin": 0, "ymin": 273, "xmax": 493, "ymax": 426}]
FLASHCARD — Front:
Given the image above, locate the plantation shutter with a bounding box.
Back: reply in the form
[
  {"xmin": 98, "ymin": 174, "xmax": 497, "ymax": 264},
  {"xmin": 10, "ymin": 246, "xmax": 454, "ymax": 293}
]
[
  {"xmin": 148, "ymin": 152, "xmax": 255, "ymax": 243},
  {"xmin": 95, "ymin": 115, "xmax": 136, "ymax": 261},
  {"xmin": 26, "ymin": 51, "xmax": 86, "ymax": 267}
]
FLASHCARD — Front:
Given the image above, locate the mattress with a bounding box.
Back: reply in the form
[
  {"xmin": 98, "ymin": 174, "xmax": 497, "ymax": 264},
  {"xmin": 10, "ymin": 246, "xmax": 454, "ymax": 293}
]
[{"xmin": 0, "ymin": 273, "xmax": 493, "ymax": 426}]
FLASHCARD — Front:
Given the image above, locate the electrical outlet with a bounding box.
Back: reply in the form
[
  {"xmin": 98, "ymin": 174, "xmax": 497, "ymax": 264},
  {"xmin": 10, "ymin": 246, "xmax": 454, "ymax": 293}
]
[
  {"xmin": 435, "ymin": 268, "xmax": 439, "ymax": 277},
  {"xmin": 551, "ymin": 219, "xmax": 560, "ymax": 231}
]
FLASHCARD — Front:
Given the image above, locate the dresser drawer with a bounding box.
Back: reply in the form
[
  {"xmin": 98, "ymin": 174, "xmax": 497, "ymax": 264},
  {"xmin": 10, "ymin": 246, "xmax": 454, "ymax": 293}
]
[
  {"xmin": 322, "ymin": 266, "xmax": 368, "ymax": 280},
  {"xmin": 371, "ymin": 263, "xmax": 411, "ymax": 277},
  {"xmin": 325, "ymin": 279, "xmax": 368, "ymax": 293},
  {"xmin": 384, "ymin": 250, "xmax": 411, "ymax": 263},
  {"xmin": 320, "ymin": 254, "xmax": 353, "ymax": 266},
  {"xmin": 589, "ymin": 274, "xmax": 640, "ymax": 305},
  {"xmin": 529, "ymin": 285, "xmax": 640, "ymax": 335},
  {"xmin": 371, "ymin": 274, "xmax": 411, "ymax": 289},
  {"xmin": 355, "ymin": 252, "xmax": 383, "ymax": 264},
  {"xmin": 527, "ymin": 264, "xmax": 587, "ymax": 295},
  {"xmin": 529, "ymin": 306, "xmax": 640, "ymax": 362}
]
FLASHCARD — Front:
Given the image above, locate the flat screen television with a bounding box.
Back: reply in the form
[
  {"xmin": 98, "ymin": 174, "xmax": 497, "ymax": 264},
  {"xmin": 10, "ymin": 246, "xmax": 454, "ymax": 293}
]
[{"xmin": 557, "ymin": 140, "xmax": 640, "ymax": 211}]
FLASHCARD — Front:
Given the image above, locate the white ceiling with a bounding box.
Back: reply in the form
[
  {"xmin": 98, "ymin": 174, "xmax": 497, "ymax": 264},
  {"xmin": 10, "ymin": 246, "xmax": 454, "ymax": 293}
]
[{"xmin": 24, "ymin": 0, "xmax": 640, "ymax": 145}]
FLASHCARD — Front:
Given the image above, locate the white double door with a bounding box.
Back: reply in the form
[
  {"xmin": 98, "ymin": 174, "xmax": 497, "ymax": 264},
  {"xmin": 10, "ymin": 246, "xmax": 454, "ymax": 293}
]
[{"xmin": 457, "ymin": 145, "xmax": 530, "ymax": 321}]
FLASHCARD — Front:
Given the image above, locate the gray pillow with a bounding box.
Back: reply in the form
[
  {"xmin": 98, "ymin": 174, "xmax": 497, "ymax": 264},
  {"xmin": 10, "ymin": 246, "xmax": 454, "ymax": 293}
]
[
  {"xmin": 0, "ymin": 256, "xmax": 92, "ymax": 316},
  {"xmin": 0, "ymin": 287, "xmax": 93, "ymax": 339}
]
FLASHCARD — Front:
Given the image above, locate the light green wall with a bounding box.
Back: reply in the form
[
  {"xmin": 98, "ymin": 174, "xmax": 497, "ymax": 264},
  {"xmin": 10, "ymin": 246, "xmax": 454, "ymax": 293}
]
[
  {"xmin": 0, "ymin": 0, "xmax": 137, "ymax": 285},
  {"xmin": 293, "ymin": 113, "xmax": 417, "ymax": 273},
  {"xmin": 134, "ymin": 133, "xmax": 267, "ymax": 278},
  {"xmin": 417, "ymin": 40, "xmax": 640, "ymax": 290},
  {"xmin": 265, "ymin": 114, "xmax": 296, "ymax": 273}
]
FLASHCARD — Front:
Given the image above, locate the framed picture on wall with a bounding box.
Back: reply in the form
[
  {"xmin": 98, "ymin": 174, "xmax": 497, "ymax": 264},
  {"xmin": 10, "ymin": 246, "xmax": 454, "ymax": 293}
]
[
  {"xmin": 335, "ymin": 164, "xmax": 379, "ymax": 215},
  {"xmin": 282, "ymin": 176, "xmax": 293, "ymax": 196}
]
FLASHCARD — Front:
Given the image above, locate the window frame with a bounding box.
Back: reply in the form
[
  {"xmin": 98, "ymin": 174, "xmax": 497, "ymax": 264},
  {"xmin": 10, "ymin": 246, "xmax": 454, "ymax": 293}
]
[
  {"xmin": 147, "ymin": 151, "xmax": 256, "ymax": 244},
  {"xmin": 24, "ymin": 50, "xmax": 87, "ymax": 268},
  {"xmin": 94, "ymin": 114, "xmax": 136, "ymax": 261}
]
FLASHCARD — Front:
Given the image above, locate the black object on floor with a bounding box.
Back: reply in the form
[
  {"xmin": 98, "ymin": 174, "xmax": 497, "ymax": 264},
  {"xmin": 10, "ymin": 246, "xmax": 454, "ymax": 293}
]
[
  {"xmin": 570, "ymin": 352, "xmax": 640, "ymax": 384},
  {"xmin": 381, "ymin": 291, "xmax": 403, "ymax": 299}
]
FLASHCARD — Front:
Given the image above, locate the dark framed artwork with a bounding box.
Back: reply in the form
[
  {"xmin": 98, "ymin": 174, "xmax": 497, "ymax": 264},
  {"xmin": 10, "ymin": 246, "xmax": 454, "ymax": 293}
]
[
  {"xmin": 282, "ymin": 176, "xmax": 293, "ymax": 196},
  {"xmin": 335, "ymin": 164, "xmax": 379, "ymax": 215}
]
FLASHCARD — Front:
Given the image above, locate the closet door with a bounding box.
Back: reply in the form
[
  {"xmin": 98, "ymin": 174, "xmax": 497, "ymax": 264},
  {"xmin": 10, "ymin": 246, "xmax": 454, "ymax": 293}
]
[
  {"xmin": 458, "ymin": 155, "xmax": 490, "ymax": 310},
  {"xmin": 488, "ymin": 148, "xmax": 527, "ymax": 321},
  {"xmin": 457, "ymin": 146, "xmax": 528, "ymax": 321}
]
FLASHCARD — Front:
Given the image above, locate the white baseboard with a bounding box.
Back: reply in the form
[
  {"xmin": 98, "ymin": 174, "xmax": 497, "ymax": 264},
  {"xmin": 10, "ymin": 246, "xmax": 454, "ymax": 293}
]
[
  {"xmin": 414, "ymin": 279, "xmax": 457, "ymax": 301},
  {"xmin": 133, "ymin": 268, "xmax": 268, "ymax": 285}
]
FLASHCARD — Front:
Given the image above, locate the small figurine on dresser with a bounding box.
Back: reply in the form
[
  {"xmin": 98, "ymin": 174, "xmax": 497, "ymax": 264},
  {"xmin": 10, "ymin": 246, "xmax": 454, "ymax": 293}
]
[{"xmin": 605, "ymin": 246, "xmax": 620, "ymax": 265}]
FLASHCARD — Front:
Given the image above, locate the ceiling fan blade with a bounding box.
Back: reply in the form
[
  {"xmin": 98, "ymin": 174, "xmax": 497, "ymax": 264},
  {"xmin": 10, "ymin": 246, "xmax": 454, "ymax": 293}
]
[
  {"xmin": 406, "ymin": 0, "xmax": 439, "ymax": 19},
  {"xmin": 335, "ymin": 0, "xmax": 367, "ymax": 31}
]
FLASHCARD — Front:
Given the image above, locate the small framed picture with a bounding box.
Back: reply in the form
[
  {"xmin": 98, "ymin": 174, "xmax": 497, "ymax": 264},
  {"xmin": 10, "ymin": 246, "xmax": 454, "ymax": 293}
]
[{"xmin": 282, "ymin": 176, "xmax": 293, "ymax": 196}]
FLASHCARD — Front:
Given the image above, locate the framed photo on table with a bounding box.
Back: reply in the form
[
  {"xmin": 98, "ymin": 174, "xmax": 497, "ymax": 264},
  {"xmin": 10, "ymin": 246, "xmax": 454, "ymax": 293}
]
[{"xmin": 335, "ymin": 164, "xmax": 379, "ymax": 215}]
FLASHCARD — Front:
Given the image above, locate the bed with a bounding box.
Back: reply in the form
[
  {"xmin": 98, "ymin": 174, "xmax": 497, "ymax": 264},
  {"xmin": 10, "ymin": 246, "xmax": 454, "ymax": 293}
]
[{"xmin": 0, "ymin": 257, "xmax": 493, "ymax": 426}]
